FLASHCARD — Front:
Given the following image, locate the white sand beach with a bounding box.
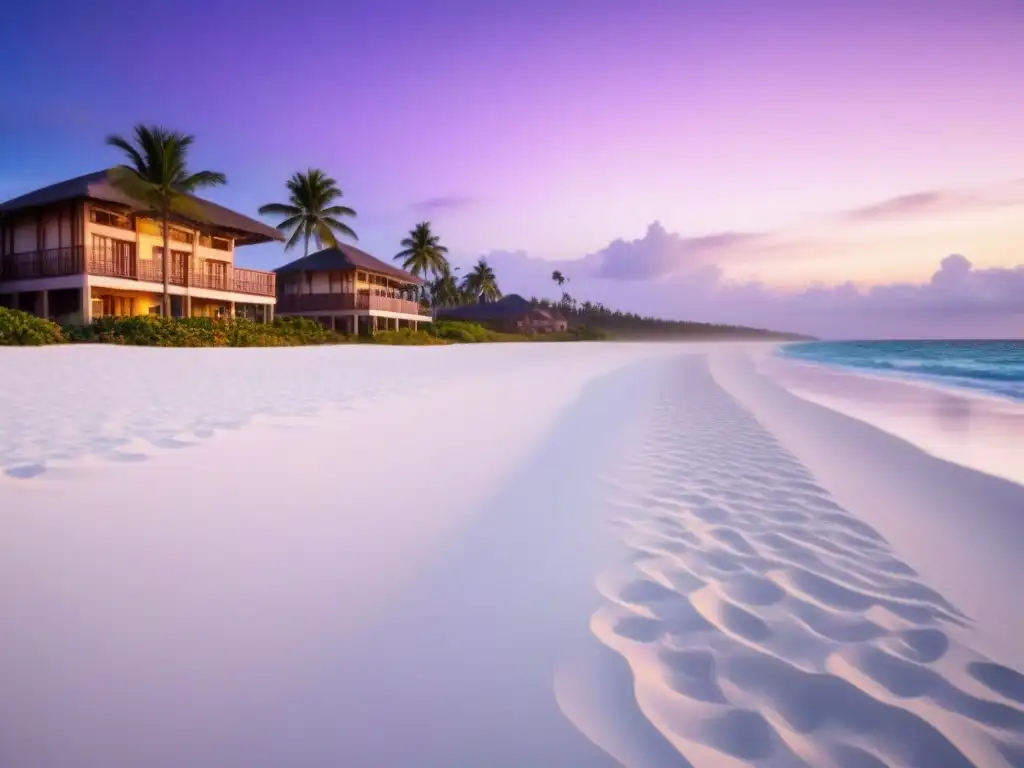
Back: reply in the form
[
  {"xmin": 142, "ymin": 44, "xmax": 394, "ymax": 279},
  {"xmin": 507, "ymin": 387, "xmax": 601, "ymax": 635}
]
[{"xmin": 2, "ymin": 342, "xmax": 1023, "ymax": 767}]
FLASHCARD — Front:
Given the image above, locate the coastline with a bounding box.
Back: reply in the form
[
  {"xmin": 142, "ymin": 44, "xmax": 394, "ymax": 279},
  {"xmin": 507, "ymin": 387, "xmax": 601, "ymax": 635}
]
[{"xmin": 762, "ymin": 349, "xmax": 1024, "ymax": 487}]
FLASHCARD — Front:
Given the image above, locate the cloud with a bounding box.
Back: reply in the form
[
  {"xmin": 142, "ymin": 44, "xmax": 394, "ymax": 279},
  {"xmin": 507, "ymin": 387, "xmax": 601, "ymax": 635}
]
[
  {"xmin": 461, "ymin": 180, "xmax": 1024, "ymax": 337},
  {"xmin": 411, "ymin": 195, "xmax": 477, "ymax": 213},
  {"xmin": 480, "ymin": 244, "xmax": 1024, "ymax": 339},
  {"xmin": 577, "ymin": 221, "xmax": 764, "ymax": 281},
  {"xmin": 843, "ymin": 179, "xmax": 1024, "ymax": 222}
]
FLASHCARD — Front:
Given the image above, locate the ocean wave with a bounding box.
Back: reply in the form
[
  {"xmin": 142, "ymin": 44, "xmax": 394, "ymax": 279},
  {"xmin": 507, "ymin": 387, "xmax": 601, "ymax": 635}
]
[{"xmin": 780, "ymin": 341, "xmax": 1024, "ymax": 402}]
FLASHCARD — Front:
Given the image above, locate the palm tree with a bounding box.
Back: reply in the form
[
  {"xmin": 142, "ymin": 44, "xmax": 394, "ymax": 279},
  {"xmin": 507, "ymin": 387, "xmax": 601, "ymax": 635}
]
[
  {"xmin": 106, "ymin": 124, "xmax": 226, "ymax": 318},
  {"xmin": 395, "ymin": 222, "xmax": 451, "ymax": 316},
  {"xmin": 395, "ymin": 222, "xmax": 450, "ymax": 283},
  {"xmin": 429, "ymin": 265, "xmax": 463, "ymax": 309},
  {"xmin": 551, "ymin": 269, "xmax": 567, "ymax": 287},
  {"xmin": 461, "ymin": 258, "xmax": 502, "ymax": 303},
  {"xmin": 258, "ymin": 169, "xmax": 357, "ymax": 293}
]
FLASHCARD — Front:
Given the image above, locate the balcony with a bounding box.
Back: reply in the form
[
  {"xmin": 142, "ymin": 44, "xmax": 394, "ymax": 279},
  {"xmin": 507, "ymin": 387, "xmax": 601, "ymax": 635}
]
[
  {"xmin": 0, "ymin": 247, "xmax": 276, "ymax": 297},
  {"xmin": 277, "ymin": 292, "xmax": 428, "ymax": 316}
]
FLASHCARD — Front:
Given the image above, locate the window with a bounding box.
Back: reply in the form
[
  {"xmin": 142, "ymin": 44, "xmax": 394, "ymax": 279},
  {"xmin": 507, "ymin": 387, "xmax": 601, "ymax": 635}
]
[
  {"xmin": 89, "ymin": 208, "xmax": 133, "ymax": 230},
  {"xmin": 169, "ymin": 228, "xmax": 194, "ymax": 245},
  {"xmin": 98, "ymin": 295, "xmax": 135, "ymax": 317},
  {"xmin": 91, "ymin": 235, "xmax": 136, "ymax": 276},
  {"xmin": 198, "ymin": 234, "xmax": 232, "ymax": 251}
]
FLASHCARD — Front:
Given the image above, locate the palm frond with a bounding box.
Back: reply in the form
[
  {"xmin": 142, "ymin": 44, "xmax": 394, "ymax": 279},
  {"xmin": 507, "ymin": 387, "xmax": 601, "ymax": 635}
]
[
  {"xmin": 258, "ymin": 203, "xmax": 301, "ymax": 217},
  {"xmin": 320, "ymin": 205, "xmax": 357, "ymax": 218},
  {"xmin": 284, "ymin": 225, "xmax": 306, "ymax": 251},
  {"xmin": 178, "ymin": 170, "xmax": 227, "ymax": 192},
  {"xmin": 105, "ymin": 135, "xmax": 146, "ymax": 175},
  {"xmin": 274, "ymin": 214, "xmax": 305, "ymax": 233},
  {"xmin": 321, "ymin": 217, "xmax": 358, "ymax": 241}
]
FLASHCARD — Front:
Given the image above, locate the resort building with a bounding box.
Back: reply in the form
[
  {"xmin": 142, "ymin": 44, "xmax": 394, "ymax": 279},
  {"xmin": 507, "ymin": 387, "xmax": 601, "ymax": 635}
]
[
  {"xmin": 0, "ymin": 170, "xmax": 282, "ymax": 322},
  {"xmin": 438, "ymin": 294, "xmax": 569, "ymax": 333},
  {"xmin": 274, "ymin": 246, "xmax": 430, "ymax": 334}
]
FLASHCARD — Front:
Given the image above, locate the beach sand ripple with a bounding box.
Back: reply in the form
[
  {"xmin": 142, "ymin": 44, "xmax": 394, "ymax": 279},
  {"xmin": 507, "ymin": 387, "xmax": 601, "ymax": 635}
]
[{"xmin": 570, "ymin": 354, "xmax": 1024, "ymax": 767}]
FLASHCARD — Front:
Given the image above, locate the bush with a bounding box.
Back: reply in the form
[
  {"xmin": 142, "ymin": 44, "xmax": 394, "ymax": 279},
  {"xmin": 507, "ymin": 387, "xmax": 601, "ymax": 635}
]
[
  {"xmin": 428, "ymin": 320, "xmax": 501, "ymax": 343},
  {"xmin": 568, "ymin": 325, "xmax": 608, "ymax": 341},
  {"xmin": 61, "ymin": 315, "xmax": 345, "ymax": 347},
  {"xmin": 367, "ymin": 328, "xmax": 448, "ymax": 346},
  {"xmin": 0, "ymin": 307, "xmax": 67, "ymax": 346}
]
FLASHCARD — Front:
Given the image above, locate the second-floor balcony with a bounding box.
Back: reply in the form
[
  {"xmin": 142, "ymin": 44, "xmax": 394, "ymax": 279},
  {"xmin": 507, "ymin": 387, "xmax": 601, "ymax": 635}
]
[
  {"xmin": 0, "ymin": 246, "xmax": 276, "ymax": 297},
  {"xmin": 277, "ymin": 292, "xmax": 428, "ymax": 316}
]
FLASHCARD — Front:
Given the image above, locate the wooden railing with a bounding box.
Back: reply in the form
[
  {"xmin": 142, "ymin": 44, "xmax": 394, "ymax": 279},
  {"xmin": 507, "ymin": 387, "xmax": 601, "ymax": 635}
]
[
  {"xmin": 0, "ymin": 247, "xmax": 276, "ymax": 297},
  {"xmin": 1, "ymin": 246, "xmax": 85, "ymax": 279},
  {"xmin": 277, "ymin": 292, "xmax": 427, "ymax": 315}
]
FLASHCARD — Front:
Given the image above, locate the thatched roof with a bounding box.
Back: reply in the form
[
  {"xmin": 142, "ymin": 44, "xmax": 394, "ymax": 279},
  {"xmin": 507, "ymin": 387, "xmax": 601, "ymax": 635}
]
[
  {"xmin": 274, "ymin": 245, "xmax": 423, "ymax": 286},
  {"xmin": 0, "ymin": 170, "xmax": 285, "ymax": 245}
]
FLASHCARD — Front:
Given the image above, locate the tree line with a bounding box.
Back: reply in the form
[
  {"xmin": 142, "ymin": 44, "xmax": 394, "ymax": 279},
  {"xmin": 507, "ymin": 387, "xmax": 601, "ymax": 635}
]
[{"xmin": 105, "ymin": 123, "xmax": 799, "ymax": 337}]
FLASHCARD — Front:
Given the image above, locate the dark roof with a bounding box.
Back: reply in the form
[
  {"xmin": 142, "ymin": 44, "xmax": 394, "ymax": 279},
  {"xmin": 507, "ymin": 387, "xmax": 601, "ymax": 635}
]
[
  {"xmin": 0, "ymin": 169, "xmax": 285, "ymax": 245},
  {"xmin": 274, "ymin": 245, "xmax": 423, "ymax": 285},
  {"xmin": 438, "ymin": 294, "xmax": 563, "ymax": 321}
]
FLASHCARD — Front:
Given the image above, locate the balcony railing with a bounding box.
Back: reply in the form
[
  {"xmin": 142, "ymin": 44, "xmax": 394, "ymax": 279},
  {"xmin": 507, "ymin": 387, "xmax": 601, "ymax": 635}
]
[
  {"xmin": 1, "ymin": 247, "xmax": 84, "ymax": 279},
  {"xmin": 277, "ymin": 292, "xmax": 428, "ymax": 316},
  {"xmin": 0, "ymin": 247, "xmax": 276, "ymax": 297}
]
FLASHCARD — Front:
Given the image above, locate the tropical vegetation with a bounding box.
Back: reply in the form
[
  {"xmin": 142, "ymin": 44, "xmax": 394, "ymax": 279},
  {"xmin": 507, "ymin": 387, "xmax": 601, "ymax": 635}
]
[
  {"xmin": 460, "ymin": 258, "xmax": 502, "ymax": 303},
  {"xmin": 259, "ymin": 169, "xmax": 358, "ymax": 257},
  {"xmin": 0, "ymin": 306, "xmax": 66, "ymax": 345},
  {"xmin": 106, "ymin": 124, "xmax": 227, "ymax": 318},
  {"xmin": 394, "ymin": 222, "xmax": 450, "ymax": 284}
]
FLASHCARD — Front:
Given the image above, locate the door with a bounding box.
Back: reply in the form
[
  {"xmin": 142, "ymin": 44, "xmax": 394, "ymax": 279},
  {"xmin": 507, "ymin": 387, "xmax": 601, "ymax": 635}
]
[
  {"xmin": 171, "ymin": 251, "xmax": 191, "ymax": 285},
  {"xmin": 204, "ymin": 259, "xmax": 228, "ymax": 290}
]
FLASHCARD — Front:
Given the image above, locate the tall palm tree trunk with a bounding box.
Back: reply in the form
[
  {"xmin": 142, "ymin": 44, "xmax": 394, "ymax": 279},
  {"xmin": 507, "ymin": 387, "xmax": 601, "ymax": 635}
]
[{"xmin": 161, "ymin": 211, "xmax": 171, "ymax": 318}]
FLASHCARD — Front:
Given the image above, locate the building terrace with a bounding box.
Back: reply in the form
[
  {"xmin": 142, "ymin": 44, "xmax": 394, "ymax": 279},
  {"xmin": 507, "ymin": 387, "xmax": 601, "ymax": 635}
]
[
  {"xmin": 275, "ymin": 245, "xmax": 430, "ymax": 334},
  {"xmin": 0, "ymin": 170, "xmax": 283, "ymax": 322}
]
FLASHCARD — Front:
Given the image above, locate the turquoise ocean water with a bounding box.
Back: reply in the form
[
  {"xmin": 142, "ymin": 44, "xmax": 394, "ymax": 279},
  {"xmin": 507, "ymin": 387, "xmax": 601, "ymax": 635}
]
[{"xmin": 780, "ymin": 340, "xmax": 1024, "ymax": 402}]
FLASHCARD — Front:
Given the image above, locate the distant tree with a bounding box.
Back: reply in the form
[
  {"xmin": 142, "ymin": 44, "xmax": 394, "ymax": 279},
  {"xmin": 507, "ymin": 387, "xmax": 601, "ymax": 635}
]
[
  {"xmin": 395, "ymin": 222, "xmax": 450, "ymax": 304},
  {"xmin": 106, "ymin": 124, "xmax": 227, "ymax": 317},
  {"xmin": 551, "ymin": 269, "xmax": 567, "ymax": 287},
  {"xmin": 461, "ymin": 258, "xmax": 502, "ymax": 303},
  {"xmin": 427, "ymin": 264, "xmax": 462, "ymax": 309}
]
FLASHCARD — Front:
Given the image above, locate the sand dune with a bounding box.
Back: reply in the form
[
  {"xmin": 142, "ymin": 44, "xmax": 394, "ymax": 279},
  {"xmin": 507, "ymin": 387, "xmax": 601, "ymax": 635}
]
[{"xmin": 1, "ymin": 343, "xmax": 1022, "ymax": 766}]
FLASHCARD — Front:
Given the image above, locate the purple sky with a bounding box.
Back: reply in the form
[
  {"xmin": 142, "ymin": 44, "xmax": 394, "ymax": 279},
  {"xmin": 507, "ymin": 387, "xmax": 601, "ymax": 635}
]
[{"xmin": 2, "ymin": 0, "xmax": 1022, "ymax": 336}]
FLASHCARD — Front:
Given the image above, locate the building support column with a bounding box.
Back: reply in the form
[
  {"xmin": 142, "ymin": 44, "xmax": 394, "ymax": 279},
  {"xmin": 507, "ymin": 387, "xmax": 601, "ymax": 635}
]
[
  {"xmin": 228, "ymin": 301, "xmax": 236, "ymax": 319},
  {"xmin": 39, "ymin": 290, "xmax": 49, "ymax": 320},
  {"xmin": 81, "ymin": 285, "xmax": 93, "ymax": 324},
  {"xmin": 266, "ymin": 304, "xmax": 274, "ymax": 324}
]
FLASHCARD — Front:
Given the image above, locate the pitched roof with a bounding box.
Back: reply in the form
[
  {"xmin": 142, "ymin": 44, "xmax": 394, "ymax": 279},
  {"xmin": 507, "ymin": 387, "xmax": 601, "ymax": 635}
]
[
  {"xmin": 0, "ymin": 170, "xmax": 285, "ymax": 245},
  {"xmin": 438, "ymin": 293, "xmax": 552, "ymax": 320},
  {"xmin": 273, "ymin": 245, "xmax": 423, "ymax": 285}
]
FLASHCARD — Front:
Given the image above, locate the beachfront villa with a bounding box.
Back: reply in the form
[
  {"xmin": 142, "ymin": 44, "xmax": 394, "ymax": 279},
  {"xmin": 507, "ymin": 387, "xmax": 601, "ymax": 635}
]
[
  {"xmin": 0, "ymin": 170, "xmax": 282, "ymax": 322},
  {"xmin": 438, "ymin": 293, "xmax": 569, "ymax": 334},
  {"xmin": 274, "ymin": 246, "xmax": 430, "ymax": 334}
]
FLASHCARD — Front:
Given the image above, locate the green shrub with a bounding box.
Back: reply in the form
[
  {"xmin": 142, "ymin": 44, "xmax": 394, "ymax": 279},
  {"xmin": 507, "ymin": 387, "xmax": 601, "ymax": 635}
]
[
  {"xmin": 568, "ymin": 325, "xmax": 608, "ymax": 341},
  {"xmin": 0, "ymin": 307, "xmax": 67, "ymax": 346},
  {"xmin": 367, "ymin": 328, "xmax": 448, "ymax": 346},
  {"xmin": 60, "ymin": 315, "xmax": 346, "ymax": 347},
  {"xmin": 429, "ymin": 320, "xmax": 499, "ymax": 343}
]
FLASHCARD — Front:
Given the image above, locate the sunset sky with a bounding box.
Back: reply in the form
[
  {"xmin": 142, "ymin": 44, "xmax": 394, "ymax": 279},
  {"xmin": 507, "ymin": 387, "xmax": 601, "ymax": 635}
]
[{"xmin": 2, "ymin": 0, "xmax": 1022, "ymax": 335}]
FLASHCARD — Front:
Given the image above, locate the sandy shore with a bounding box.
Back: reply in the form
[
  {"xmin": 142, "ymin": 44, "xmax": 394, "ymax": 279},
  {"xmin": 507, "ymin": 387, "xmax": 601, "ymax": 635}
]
[{"xmin": 1, "ymin": 343, "xmax": 1022, "ymax": 767}]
